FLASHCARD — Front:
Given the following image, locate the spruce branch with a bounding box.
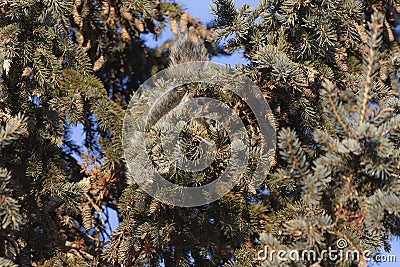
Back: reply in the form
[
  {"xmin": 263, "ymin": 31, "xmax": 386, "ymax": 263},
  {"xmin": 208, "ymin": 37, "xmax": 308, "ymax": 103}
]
[
  {"xmin": 0, "ymin": 113, "xmax": 26, "ymax": 149},
  {"xmin": 0, "ymin": 169, "xmax": 22, "ymax": 231},
  {"xmin": 277, "ymin": 128, "xmax": 310, "ymax": 181},
  {"xmin": 321, "ymin": 80, "xmax": 353, "ymax": 138},
  {"xmin": 0, "ymin": 257, "xmax": 17, "ymax": 267},
  {"xmin": 359, "ymin": 12, "xmax": 383, "ymax": 124}
]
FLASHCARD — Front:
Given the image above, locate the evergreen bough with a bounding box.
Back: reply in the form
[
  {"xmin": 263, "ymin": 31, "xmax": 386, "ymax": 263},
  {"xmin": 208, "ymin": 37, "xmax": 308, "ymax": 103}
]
[{"xmin": 0, "ymin": 0, "xmax": 399, "ymax": 266}]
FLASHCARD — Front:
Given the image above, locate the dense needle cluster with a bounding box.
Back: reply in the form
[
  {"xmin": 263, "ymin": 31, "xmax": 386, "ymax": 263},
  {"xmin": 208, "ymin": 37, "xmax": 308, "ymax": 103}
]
[{"xmin": 0, "ymin": 0, "xmax": 399, "ymax": 266}]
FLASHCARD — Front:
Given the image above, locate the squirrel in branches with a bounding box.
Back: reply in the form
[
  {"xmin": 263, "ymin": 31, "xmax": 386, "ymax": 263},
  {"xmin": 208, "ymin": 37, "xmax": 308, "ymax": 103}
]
[
  {"xmin": 146, "ymin": 35, "xmax": 209, "ymax": 127},
  {"xmin": 126, "ymin": 35, "xmax": 211, "ymax": 187},
  {"xmin": 169, "ymin": 35, "xmax": 209, "ymax": 65}
]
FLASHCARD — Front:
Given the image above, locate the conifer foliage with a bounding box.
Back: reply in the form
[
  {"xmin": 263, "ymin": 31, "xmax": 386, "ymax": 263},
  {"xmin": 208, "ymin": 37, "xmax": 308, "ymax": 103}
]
[
  {"xmin": 0, "ymin": 0, "xmax": 211, "ymax": 266},
  {"xmin": 0, "ymin": 0, "xmax": 400, "ymax": 266},
  {"xmin": 211, "ymin": 0, "xmax": 400, "ymax": 266}
]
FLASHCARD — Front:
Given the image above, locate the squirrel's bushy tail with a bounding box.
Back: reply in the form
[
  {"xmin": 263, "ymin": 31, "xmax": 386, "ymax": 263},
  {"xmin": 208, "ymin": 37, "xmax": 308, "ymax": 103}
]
[{"xmin": 169, "ymin": 35, "xmax": 209, "ymax": 65}]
